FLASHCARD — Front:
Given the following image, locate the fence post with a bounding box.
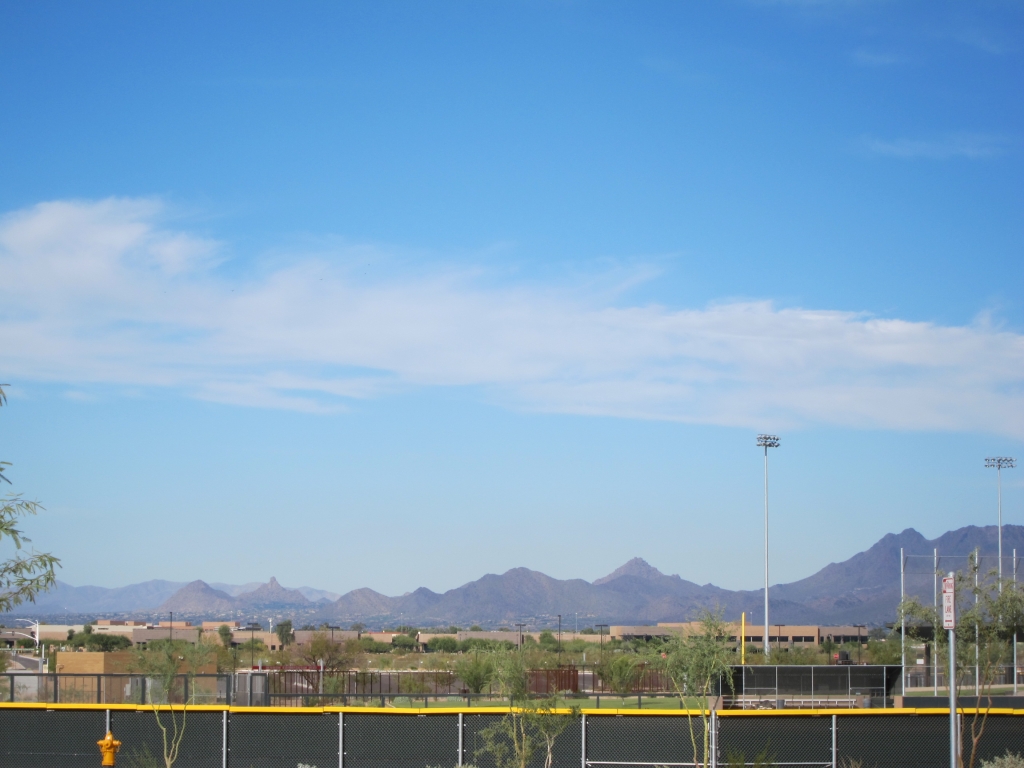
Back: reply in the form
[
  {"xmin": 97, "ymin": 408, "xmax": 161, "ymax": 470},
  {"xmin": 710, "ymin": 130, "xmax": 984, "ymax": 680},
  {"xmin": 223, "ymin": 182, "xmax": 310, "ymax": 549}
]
[
  {"xmin": 106, "ymin": 709, "xmax": 111, "ymax": 734},
  {"xmin": 222, "ymin": 709, "xmax": 228, "ymax": 768},
  {"xmin": 710, "ymin": 710, "xmax": 718, "ymax": 768},
  {"xmin": 581, "ymin": 713, "xmax": 587, "ymax": 768},
  {"xmin": 8, "ymin": 674, "xmax": 13, "ymax": 702},
  {"xmin": 458, "ymin": 712, "xmax": 464, "ymax": 767},
  {"xmin": 97, "ymin": 674, "xmax": 102, "ymax": 704},
  {"xmin": 831, "ymin": 714, "xmax": 837, "ymax": 768},
  {"xmin": 339, "ymin": 711, "xmax": 344, "ymax": 768}
]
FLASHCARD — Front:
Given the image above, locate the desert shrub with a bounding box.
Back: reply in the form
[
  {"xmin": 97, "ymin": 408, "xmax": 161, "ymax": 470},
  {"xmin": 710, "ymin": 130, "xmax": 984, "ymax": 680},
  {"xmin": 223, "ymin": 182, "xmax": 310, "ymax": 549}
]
[{"xmin": 982, "ymin": 752, "xmax": 1024, "ymax": 768}]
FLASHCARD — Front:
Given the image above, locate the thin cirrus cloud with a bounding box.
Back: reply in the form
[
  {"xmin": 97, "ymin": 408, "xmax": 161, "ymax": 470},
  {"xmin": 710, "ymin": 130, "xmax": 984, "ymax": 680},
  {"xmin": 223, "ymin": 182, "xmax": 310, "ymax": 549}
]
[
  {"xmin": 1, "ymin": 198, "xmax": 1022, "ymax": 437},
  {"xmin": 863, "ymin": 132, "xmax": 1011, "ymax": 159}
]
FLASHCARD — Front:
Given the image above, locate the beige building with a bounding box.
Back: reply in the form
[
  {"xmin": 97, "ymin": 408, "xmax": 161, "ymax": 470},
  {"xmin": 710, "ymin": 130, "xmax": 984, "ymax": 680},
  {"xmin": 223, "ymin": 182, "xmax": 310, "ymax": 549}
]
[
  {"xmin": 611, "ymin": 622, "xmax": 871, "ymax": 649},
  {"xmin": 55, "ymin": 651, "xmax": 135, "ymax": 674}
]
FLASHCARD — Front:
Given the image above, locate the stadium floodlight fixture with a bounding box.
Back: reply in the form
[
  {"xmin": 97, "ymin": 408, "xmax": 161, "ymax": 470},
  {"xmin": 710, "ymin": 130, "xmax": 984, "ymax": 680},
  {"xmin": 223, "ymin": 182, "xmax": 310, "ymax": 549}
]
[
  {"xmin": 986, "ymin": 457, "xmax": 1017, "ymax": 586},
  {"xmin": 757, "ymin": 434, "xmax": 780, "ymax": 658}
]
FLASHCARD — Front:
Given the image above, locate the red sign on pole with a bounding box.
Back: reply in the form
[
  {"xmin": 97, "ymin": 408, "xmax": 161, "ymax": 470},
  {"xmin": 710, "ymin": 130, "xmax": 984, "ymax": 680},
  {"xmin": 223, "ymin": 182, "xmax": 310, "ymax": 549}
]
[{"xmin": 942, "ymin": 576, "xmax": 956, "ymax": 630}]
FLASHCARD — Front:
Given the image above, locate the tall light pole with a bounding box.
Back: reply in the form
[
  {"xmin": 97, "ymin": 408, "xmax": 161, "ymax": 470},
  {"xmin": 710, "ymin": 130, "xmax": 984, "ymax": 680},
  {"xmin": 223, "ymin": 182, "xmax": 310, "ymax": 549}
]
[
  {"xmin": 986, "ymin": 457, "xmax": 1016, "ymax": 587},
  {"xmin": 757, "ymin": 434, "xmax": 780, "ymax": 658}
]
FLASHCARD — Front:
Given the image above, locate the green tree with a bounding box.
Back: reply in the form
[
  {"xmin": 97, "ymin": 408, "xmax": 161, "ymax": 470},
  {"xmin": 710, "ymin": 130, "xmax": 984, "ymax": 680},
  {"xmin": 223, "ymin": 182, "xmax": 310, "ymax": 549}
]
[
  {"xmin": 597, "ymin": 654, "xmax": 643, "ymax": 696},
  {"xmin": 72, "ymin": 633, "xmax": 131, "ymax": 652},
  {"xmin": 0, "ymin": 386, "xmax": 60, "ymax": 614},
  {"xmin": 130, "ymin": 640, "xmax": 214, "ymax": 768},
  {"xmin": 217, "ymin": 625, "xmax": 233, "ymax": 648},
  {"xmin": 900, "ymin": 555, "xmax": 1024, "ymax": 768},
  {"xmin": 275, "ymin": 619, "xmax": 293, "ymax": 649},
  {"xmin": 476, "ymin": 650, "xmax": 579, "ymax": 768},
  {"xmin": 455, "ymin": 652, "xmax": 495, "ymax": 694},
  {"xmin": 658, "ymin": 610, "xmax": 736, "ymax": 768},
  {"xmin": 295, "ymin": 631, "xmax": 358, "ymax": 694},
  {"xmin": 428, "ymin": 636, "xmax": 458, "ymax": 653}
]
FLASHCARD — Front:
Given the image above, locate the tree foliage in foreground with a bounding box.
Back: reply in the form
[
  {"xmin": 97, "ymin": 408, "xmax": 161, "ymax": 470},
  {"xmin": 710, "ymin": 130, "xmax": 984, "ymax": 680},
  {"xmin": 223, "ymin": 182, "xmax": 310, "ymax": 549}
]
[
  {"xmin": 656, "ymin": 610, "xmax": 735, "ymax": 768},
  {"xmin": 900, "ymin": 555, "xmax": 1024, "ymax": 768},
  {"xmin": 0, "ymin": 385, "xmax": 60, "ymax": 614},
  {"xmin": 130, "ymin": 640, "xmax": 215, "ymax": 768},
  {"xmin": 475, "ymin": 650, "xmax": 579, "ymax": 768}
]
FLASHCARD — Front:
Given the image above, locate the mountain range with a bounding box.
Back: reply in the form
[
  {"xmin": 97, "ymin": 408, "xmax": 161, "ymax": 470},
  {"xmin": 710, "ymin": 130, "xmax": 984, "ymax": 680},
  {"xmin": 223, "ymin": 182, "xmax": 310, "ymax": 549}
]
[{"xmin": 10, "ymin": 525, "xmax": 1022, "ymax": 627}]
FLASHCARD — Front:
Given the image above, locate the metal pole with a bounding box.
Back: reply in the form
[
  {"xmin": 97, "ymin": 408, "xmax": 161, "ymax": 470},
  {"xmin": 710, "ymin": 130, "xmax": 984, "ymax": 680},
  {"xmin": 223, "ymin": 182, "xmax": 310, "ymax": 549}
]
[
  {"xmin": 764, "ymin": 444, "xmax": 770, "ymax": 659},
  {"xmin": 581, "ymin": 713, "xmax": 587, "ymax": 768},
  {"xmin": 222, "ymin": 710, "xmax": 228, "ymax": 768},
  {"xmin": 987, "ymin": 457, "xmax": 1016, "ymax": 589},
  {"xmin": 950, "ymin": 617, "xmax": 957, "ymax": 768},
  {"xmin": 741, "ymin": 612, "xmax": 746, "ymax": 666},
  {"xmin": 710, "ymin": 709, "xmax": 718, "ymax": 768},
  {"xmin": 757, "ymin": 434, "xmax": 779, "ymax": 659},
  {"xmin": 935, "ymin": 548, "xmax": 939, "ymax": 696},
  {"xmin": 999, "ymin": 464, "xmax": 1003, "ymax": 585},
  {"xmin": 975, "ymin": 550, "xmax": 980, "ymax": 698},
  {"xmin": 901, "ymin": 547, "xmax": 906, "ymax": 695},
  {"xmin": 1015, "ymin": 549, "xmax": 1018, "ymax": 696},
  {"xmin": 457, "ymin": 712, "xmax": 463, "ymax": 767},
  {"xmin": 831, "ymin": 714, "xmax": 837, "ymax": 768}
]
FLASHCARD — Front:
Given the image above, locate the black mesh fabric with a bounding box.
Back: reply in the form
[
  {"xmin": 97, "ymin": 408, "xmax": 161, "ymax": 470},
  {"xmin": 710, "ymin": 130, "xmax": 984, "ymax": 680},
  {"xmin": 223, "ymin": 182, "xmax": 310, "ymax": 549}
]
[
  {"xmin": 836, "ymin": 713, "xmax": 947, "ymax": 768},
  {"xmin": 344, "ymin": 713, "xmax": 458, "ymax": 768},
  {"xmin": 719, "ymin": 715, "xmax": 831, "ymax": 767},
  {"xmin": 228, "ymin": 711, "xmax": 338, "ymax": 768},
  {"xmin": 962, "ymin": 713, "xmax": 1024, "ymax": 765},
  {"xmin": 0, "ymin": 708, "xmax": 106, "ymax": 768},
  {"xmin": 464, "ymin": 712, "xmax": 581, "ymax": 768},
  {"xmin": 587, "ymin": 714, "xmax": 699, "ymax": 767},
  {"xmin": 111, "ymin": 708, "xmax": 223, "ymax": 768}
]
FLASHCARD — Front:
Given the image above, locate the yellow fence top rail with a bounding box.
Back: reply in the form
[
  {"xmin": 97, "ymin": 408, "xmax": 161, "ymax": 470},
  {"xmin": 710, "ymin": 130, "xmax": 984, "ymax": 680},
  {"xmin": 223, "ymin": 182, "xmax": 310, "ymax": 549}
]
[{"xmin": 2, "ymin": 702, "xmax": 1024, "ymax": 716}]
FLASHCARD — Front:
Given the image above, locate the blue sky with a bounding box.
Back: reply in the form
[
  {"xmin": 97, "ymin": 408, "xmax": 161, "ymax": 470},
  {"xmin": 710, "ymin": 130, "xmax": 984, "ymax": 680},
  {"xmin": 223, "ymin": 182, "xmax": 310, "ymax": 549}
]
[{"xmin": 0, "ymin": 1, "xmax": 1021, "ymax": 597}]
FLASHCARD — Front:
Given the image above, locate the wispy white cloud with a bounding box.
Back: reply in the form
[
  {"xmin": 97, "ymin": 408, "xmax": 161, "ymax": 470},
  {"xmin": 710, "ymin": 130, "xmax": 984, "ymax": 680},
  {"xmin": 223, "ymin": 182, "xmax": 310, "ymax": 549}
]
[
  {"xmin": 863, "ymin": 132, "xmax": 1011, "ymax": 159},
  {"xmin": 1, "ymin": 198, "xmax": 1023, "ymax": 436}
]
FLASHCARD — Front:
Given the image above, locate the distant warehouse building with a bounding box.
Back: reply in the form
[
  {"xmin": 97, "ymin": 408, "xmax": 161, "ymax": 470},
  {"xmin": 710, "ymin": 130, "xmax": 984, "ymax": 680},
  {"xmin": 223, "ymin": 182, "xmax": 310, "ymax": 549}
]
[{"xmin": 611, "ymin": 622, "xmax": 872, "ymax": 648}]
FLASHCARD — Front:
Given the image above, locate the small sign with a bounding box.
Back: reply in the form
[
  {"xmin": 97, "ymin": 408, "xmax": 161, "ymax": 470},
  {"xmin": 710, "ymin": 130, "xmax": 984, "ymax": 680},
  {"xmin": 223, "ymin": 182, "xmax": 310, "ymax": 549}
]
[{"xmin": 942, "ymin": 576, "xmax": 956, "ymax": 629}]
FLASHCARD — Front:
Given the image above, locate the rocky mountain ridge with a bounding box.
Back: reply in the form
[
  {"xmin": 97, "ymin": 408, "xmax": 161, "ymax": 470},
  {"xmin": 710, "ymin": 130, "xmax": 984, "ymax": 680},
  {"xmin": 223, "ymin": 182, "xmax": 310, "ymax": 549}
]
[{"xmin": 12, "ymin": 525, "xmax": 1023, "ymax": 627}]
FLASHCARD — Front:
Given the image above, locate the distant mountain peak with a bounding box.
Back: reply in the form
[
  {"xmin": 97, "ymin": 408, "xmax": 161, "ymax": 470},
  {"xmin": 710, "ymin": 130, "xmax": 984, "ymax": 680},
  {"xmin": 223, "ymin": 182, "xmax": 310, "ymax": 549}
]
[
  {"xmin": 237, "ymin": 577, "xmax": 310, "ymax": 607},
  {"xmin": 594, "ymin": 557, "xmax": 669, "ymax": 585},
  {"xmin": 158, "ymin": 580, "xmax": 235, "ymax": 614}
]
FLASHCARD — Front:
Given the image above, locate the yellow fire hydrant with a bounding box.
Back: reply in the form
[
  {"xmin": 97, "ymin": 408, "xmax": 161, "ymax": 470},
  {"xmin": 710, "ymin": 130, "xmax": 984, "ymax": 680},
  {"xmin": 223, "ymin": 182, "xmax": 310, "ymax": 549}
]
[{"xmin": 97, "ymin": 731, "xmax": 121, "ymax": 766}]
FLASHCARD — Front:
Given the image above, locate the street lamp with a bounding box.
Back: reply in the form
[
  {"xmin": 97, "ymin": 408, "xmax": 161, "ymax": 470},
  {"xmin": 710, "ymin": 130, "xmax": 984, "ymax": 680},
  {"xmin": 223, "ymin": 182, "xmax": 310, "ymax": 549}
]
[
  {"xmin": 596, "ymin": 624, "xmax": 608, "ymax": 656},
  {"xmin": 986, "ymin": 457, "xmax": 1016, "ymax": 587},
  {"xmin": 557, "ymin": 615, "xmax": 562, "ymax": 660},
  {"xmin": 14, "ymin": 618, "xmax": 39, "ymax": 650},
  {"xmin": 757, "ymin": 434, "xmax": 780, "ymax": 658},
  {"xmin": 13, "ymin": 619, "xmax": 41, "ymax": 667}
]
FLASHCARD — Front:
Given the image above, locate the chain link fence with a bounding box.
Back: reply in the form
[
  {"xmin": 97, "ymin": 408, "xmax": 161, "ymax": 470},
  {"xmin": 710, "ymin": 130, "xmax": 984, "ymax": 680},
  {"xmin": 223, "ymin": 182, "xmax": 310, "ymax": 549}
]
[{"xmin": 4, "ymin": 706, "xmax": 1024, "ymax": 767}]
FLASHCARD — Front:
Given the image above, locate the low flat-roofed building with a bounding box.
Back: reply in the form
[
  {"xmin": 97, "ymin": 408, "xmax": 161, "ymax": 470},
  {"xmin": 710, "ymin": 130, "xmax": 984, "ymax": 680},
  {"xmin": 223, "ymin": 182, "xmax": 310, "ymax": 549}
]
[
  {"xmin": 611, "ymin": 622, "xmax": 871, "ymax": 648},
  {"xmin": 55, "ymin": 651, "xmax": 135, "ymax": 674},
  {"xmin": 132, "ymin": 627, "xmax": 204, "ymax": 645},
  {"xmin": 292, "ymin": 629, "xmax": 358, "ymax": 648}
]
